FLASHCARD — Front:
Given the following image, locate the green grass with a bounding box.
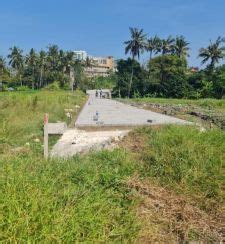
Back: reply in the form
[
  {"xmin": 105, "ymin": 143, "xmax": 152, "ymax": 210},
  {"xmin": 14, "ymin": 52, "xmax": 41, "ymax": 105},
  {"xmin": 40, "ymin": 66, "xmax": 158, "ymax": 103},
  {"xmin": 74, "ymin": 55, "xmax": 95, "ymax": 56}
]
[
  {"xmin": 0, "ymin": 91, "xmax": 224, "ymax": 241},
  {"xmin": 0, "ymin": 91, "xmax": 140, "ymax": 242},
  {"xmin": 0, "ymin": 90, "xmax": 86, "ymax": 154},
  {"xmin": 124, "ymin": 97, "xmax": 225, "ymax": 110},
  {"xmin": 134, "ymin": 126, "xmax": 225, "ymax": 211},
  {"xmin": 0, "ymin": 150, "xmax": 140, "ymax": 242}
]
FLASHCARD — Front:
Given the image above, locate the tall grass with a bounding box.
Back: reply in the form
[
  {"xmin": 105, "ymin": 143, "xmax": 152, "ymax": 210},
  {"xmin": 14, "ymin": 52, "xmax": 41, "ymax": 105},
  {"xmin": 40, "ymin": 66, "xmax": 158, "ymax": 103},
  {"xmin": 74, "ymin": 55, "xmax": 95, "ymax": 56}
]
[
  {"xmin": 0, "ymin": 91, "xmax": 140, "ymax": 242},
  {"xmin": 135, "ymin": 126, "xmax": 225, "ymax": 211},
  {"xmin": 0, "ymin": 91, "xmax": 224, "ymax": 241},
  {"xmin": 0, "ymin": 90, "xmax": 86, "ymax": 154},
  {"xmin": 0, "ymin": 150, "xmax": 140, "ymax": 242}
]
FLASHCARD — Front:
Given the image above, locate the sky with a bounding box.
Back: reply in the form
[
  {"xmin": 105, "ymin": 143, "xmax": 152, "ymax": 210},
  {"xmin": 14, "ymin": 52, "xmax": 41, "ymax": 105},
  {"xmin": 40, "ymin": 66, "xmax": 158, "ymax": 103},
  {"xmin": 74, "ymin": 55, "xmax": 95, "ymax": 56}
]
[{"xmin": 0, "ymin": 0, "xmax": 225, "ymax": 67}]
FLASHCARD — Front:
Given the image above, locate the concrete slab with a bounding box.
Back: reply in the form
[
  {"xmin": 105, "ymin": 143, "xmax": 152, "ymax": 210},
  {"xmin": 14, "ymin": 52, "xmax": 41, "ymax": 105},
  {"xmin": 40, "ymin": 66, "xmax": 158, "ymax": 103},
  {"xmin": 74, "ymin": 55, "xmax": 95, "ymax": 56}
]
[
  {"xmin": 51, "ymin": 129, "xmax": 129, "ymax": 158},
  {"xmin": 75, "ymin": 95, "xmax": 191, "ymax": 128}
]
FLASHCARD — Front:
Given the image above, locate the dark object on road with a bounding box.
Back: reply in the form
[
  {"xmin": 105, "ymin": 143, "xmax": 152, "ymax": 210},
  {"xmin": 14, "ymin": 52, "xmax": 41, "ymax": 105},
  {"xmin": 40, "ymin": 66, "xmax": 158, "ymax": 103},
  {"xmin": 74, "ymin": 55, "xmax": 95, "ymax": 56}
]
[
  {"xmin": 147, "ymin": 119, "xmax": 153, "ymax": 123},
  {"xmin": 95, "ymin": 90, "xmax": 98, "ymax": 98}
]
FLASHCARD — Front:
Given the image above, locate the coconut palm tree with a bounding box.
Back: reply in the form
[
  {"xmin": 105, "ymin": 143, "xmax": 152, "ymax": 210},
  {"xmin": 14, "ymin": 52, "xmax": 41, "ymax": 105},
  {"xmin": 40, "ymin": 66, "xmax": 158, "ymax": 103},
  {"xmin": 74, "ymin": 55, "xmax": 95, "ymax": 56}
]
[
  {"xmin": 199, "ymin": 37, "xmax": 225, "ymax": 71},
  {"xmin": 145, "ymin": 35, "xmax": 161, "ymax": 60},
  {"xmin": 161, "ymin": 36, "xmax": 175, "ymax": 55},
  {"xmin": 26, "ymin": 48, "xmax": 37, "ymax": 89},
  {"xmin": 47, "ymin": 44, "xmax": 59, "ymax": 71},
  {"xmin": 8, "ymin": 46, "xmax": 24, "ymax": 86},
  {"xmin": 124, "ymin": 27, "xmax": 146, "ymax": 97},
  {"xmin": 174, "ymin": 36, "xmax": 190, "ymax": 58}
]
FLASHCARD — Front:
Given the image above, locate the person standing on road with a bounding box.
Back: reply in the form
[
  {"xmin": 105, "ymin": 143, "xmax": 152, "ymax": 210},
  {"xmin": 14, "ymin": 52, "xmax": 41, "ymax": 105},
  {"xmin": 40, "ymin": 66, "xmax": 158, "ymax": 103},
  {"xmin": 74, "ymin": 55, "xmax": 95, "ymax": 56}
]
[
  {"xmin": 95, "ymin": 90, "xmax": 98, "ymax": 98},
  {"xmin": 100, "ymin": 89, "xmax": 102, "ymax": 99}
]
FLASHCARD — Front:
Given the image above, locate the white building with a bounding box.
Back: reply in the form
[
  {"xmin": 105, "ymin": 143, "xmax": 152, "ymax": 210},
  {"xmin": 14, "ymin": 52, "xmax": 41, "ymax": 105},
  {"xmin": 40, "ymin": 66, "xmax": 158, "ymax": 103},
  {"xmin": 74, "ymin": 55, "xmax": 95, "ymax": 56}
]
[{"xmin": 73, "ymin": 50, "xmax": 87, "ymax": 61}]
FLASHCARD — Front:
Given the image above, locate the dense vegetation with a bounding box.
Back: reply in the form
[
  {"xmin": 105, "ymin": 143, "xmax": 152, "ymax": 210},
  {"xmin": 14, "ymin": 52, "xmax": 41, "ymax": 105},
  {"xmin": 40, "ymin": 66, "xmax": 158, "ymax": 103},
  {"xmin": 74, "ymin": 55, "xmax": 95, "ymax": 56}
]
[
  {"xmin": 1, "ymin": 28, "xmax": 225, "ymax": 99},
  {"xmin": 0, "ymin": 45, "xmax": 91, "ymax": 91},
  {"xmin": 0, "ymin": 91, "xmax": 224, "ymax": 242},
  {"xmin": 113, "ymin": 28, "xmax": 225, "ymax": 99}
]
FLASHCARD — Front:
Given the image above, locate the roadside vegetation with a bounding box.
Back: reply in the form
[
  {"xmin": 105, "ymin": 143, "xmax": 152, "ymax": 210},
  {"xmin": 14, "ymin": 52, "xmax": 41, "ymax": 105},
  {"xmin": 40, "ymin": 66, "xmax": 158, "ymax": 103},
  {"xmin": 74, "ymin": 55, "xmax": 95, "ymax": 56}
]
[
  {"xmin": 124, "ymin": 97, "xmax": 225, "ymax": 110},
  {"xmin": 0, "ymin": 27, "xmax": 224, "ymax": 242},
  {"xmin": 0, "ymin": 91, "xmax": 224, "ymax": 242}
]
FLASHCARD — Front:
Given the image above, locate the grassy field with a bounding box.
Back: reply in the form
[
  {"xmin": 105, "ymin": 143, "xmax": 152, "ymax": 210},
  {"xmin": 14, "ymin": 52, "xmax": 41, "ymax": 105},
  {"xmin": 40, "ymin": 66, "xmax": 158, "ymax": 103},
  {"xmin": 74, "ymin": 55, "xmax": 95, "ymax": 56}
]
[
  {"xmin": 0, "ymin": 91, "xmax": 224, "ymax": 242},
  {"xmin": 128, "ymin": 97, "xmax": 225, "ymax": 110}
]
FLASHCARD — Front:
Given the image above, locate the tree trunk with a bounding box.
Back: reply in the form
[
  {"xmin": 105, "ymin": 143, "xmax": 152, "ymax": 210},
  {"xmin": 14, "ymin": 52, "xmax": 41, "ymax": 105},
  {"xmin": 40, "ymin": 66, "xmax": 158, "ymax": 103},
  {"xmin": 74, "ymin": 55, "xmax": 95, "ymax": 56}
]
[
  {"xmin": 148, "ymin": 51, "xmax": 152, "ymax": 79},
  {"xmin": 128, "ymin": 58, "xmax": 134, "ymax": 98},
  {"xmin": 20, "ymin": 74, "xmax": 22, "ymax": 87},
  {"xmin": 39, "ymin": 67, "xmax": 43, "ymax": 88},
  {"xmin": 32, "ymin": 66, "xmax": 35, "ymax": 90}
]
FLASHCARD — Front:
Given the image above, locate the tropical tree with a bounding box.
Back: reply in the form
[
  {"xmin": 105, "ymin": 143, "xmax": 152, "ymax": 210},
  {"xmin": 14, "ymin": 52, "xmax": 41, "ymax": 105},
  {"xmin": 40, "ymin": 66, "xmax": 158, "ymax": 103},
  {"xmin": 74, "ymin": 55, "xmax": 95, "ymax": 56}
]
[
  {"xmin": 38, "ymin": 50, "xmax": 46, "ymax": 87},
  {"xmin": 47, "ymin": 44, "xmax": 59, "ymax": 71},
  {"xmin": 0, "ymin": 56, "xmax": 6, "ymax": 77},
  {"xmin": 26, "ymin": 48, "xmax": 37, "ymax": 89},
  {"xmin": 124, "ymin": 27, "xmax": 146, "ymax": 97},
  {"xmin": 174, "ymin": 36, "xmax": 190, "ymax": 58},
  {"xmin": 8, "ymin": 46, "xmax": 24, "ymax": 86},
  {"xmin": 199, "ymin": 37, "xmax": 225, "ymax": 71},
  {"xmin": 65, "ymin": 51, "xmax": 75, "ymax": 90},
  {"xmin": 161, "ymin": 36, "xmax": 175, "ymax": 55},
  {"xmin": 145, "ymin": 35, "xmax": 161, "ymax": 60}
]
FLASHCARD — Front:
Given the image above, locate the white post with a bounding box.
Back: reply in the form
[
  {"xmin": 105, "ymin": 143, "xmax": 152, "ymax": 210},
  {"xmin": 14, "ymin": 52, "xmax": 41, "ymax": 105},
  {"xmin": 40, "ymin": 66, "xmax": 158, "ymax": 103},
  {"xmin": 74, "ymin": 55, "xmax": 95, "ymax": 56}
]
[{"xmin": 44, "ymin": 113, "xmax": 49, "ymax": 159}]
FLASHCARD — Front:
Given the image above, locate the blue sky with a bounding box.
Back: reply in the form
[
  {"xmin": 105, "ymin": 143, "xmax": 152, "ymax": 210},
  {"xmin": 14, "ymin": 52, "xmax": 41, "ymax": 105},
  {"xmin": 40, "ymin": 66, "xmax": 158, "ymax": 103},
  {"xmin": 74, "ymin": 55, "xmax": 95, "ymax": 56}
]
[{"xmin": 0, "ymin": 0, "xmax": 224, "ymax": 67}]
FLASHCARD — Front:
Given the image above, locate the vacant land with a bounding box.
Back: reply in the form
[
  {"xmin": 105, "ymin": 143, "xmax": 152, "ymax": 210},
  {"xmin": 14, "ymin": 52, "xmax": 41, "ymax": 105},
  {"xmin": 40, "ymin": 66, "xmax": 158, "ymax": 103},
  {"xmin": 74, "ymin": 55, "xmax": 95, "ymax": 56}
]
[
  {"xmin": 120, "ymin": 97, "xmax": 225, "ymax": 129},
  {"xmin": 0, "ymin": 92, "xmax": 224, "ymax": 242}
]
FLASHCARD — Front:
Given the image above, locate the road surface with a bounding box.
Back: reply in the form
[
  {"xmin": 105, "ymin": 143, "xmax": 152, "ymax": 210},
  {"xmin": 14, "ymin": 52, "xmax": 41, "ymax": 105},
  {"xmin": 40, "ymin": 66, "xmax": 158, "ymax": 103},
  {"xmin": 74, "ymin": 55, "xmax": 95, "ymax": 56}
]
[{"xmin": 75, "ymin": 94, "xmax": 190, "ymax": 128}]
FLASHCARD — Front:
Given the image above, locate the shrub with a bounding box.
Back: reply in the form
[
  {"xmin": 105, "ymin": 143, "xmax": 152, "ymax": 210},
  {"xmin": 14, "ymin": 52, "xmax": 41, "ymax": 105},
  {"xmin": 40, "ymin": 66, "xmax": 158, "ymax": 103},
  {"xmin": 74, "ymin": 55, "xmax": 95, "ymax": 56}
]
[{"xmin": 43, "ymin": 81, "xmax": 60, "ymax": 91}]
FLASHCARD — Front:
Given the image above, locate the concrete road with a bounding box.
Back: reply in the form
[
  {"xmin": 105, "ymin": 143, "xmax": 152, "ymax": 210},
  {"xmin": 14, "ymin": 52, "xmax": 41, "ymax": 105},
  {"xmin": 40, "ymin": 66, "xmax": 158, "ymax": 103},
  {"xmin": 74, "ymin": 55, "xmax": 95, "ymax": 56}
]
[
  {"xmin": 75, "ymin": 95, "xmax": 190, "ymax": 128},
  {"xmin": 51, "ymin": 94, "xmax": 191, "ymax": 158}
]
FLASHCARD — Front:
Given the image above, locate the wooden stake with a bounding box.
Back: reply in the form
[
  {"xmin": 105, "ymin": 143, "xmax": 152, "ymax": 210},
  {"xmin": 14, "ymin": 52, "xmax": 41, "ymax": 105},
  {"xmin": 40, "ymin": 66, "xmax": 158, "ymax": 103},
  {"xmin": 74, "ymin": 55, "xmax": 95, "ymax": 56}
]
[{"xmin": 44, "ymin": 113, "xmax": 49, "ymax": 159}]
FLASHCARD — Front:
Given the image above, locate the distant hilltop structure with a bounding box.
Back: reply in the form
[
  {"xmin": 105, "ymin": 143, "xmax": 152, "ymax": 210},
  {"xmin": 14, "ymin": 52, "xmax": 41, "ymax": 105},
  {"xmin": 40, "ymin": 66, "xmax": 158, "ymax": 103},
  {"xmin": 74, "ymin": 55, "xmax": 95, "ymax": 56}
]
[{"xmin": 73, "ymin": 50, "xmax": 116, "ymax": 77}]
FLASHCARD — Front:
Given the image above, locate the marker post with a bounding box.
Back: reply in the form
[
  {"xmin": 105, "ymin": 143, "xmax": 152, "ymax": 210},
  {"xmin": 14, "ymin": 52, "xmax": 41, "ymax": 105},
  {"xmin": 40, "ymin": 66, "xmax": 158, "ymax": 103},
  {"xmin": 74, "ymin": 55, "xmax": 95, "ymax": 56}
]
[{"xmin": 44, "ymin": 113, "xmax": 49, "ymax": 159}]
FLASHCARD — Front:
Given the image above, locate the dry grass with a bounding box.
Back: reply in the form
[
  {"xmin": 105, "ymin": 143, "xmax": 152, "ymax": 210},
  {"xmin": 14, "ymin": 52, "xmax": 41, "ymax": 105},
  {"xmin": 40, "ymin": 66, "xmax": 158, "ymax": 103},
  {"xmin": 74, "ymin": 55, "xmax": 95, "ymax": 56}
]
[{"xmin": 127, "ymin": 175, "xmax": 222, "ymax": 243}]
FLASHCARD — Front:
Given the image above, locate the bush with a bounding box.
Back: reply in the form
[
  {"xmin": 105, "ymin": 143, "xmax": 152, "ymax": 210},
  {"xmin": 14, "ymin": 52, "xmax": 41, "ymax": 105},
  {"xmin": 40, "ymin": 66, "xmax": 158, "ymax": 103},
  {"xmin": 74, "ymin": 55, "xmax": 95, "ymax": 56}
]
[
  {"xmin": 43, "ymin": 81, "xmax": 60, "ymax": 91},
  {"xmin": 16, "ymin": 86, "xmax": 31, "ymax": 91}
]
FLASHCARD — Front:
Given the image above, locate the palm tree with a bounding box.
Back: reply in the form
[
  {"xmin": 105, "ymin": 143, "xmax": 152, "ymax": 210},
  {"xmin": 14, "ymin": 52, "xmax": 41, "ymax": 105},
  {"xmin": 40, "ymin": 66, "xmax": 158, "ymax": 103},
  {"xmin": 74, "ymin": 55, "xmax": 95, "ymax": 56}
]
[
  {"xmin": 124, "ymin": 27, "xmax": 146, "ymax": 97},
  {"xmin": 145, "ymin": 35, "xmax": 160, "ymax": 60},
  {"xmin": 47, "ymin": 44, "xmax": 59, "ymax": 71},
  {"xmin": 26, "ymin": 48, "xmax": 37, "ymax": 89},
  {"xmin": 8, "ymin": 46, "xmax": 24, "ymax": 86},
  {"xmin": 161, "ymin": 36, "xmax": 175, "ymax": 55},
  {"xmin": 174, "ymin": 36, "xmax": 190, "ymax": 58},
  {"xmin": 199, "ymin": 37, "xmax": 225, "ymax": 71},
  {"xmin": 64, "ymin": 51, "xmax": 75, "ymax": 90}
]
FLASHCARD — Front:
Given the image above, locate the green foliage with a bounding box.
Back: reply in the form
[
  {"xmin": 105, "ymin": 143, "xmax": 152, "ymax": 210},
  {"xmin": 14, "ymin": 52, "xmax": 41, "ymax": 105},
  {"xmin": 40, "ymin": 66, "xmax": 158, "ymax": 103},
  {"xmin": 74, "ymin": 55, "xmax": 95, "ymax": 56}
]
[
  {"xmin": 0, "ymin": 90, "xmax": 86, "ymax": 148},
  {"xmin": 136, "ymin": 126, "xmax": 225, "ymax": 209},
  {"xmin": 93, "ymin": 73, "xmax": 117, "ymax": 89},
  {"xmin": 43, "ymin": 81, "xmax": 61, "ymax": 90},
  {"xmin": 148, "ymin": 55, "xmax": 188, "ymax": 98},
  {"xmin": 114, "ymin": 58, "xmax": 147, "ymax": 97},
  {"xmin": 16, "ymin": 85, "xmax": 31, "ymax": 91}
]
